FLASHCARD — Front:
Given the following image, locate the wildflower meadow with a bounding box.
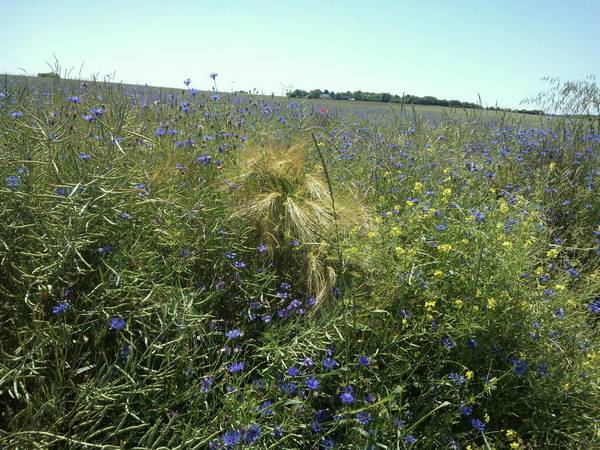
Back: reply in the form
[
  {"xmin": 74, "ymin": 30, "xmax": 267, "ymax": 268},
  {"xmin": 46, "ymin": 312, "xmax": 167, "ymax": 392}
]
[{"xmin": 0, "ymin": 74, "xmax": 599, "ymax": 449}]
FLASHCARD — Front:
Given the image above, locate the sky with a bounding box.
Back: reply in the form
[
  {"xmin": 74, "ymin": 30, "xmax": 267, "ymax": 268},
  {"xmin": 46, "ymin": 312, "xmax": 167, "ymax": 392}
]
[{"xmin": 2, "ymin": 0, "xmax": 599, "ymax": 109}]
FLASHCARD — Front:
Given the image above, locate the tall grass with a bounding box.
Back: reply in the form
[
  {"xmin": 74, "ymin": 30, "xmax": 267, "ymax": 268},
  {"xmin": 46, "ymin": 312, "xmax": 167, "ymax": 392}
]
[{"xmin": 0, "ymin": 75, "xmax": 598, "ymax": 449}]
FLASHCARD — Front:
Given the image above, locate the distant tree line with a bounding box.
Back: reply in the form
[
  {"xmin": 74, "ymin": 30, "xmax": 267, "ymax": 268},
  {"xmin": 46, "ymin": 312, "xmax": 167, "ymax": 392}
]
[{"xmin": 286, "ymin": 88, "xmax": 544, "ymax": 115}]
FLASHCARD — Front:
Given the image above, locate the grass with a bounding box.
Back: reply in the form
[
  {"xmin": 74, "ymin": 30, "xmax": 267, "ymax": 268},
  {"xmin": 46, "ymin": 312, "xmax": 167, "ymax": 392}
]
[{"xmin": 0, "ymin": 74, "xmax": 598, "ymax": 449}]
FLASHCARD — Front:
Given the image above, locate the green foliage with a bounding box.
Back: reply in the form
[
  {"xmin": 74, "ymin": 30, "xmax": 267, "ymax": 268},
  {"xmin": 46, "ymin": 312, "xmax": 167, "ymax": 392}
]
[{"xmin": 0, "ymin": 76, "xmax": 598, "ymax": 449}]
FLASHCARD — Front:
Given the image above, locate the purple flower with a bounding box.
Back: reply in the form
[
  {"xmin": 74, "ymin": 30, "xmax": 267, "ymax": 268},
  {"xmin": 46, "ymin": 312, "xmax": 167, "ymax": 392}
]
[
  {"xmin": 257, "ymin": 243, "xmax": 267, "ymax": 253},
  {"xmin": 323, "ymin": 357, "xmax": 338, "ymax": 370},
  {"xmin": 97, "ymin": 245, "xmax": 112, "ymax": 255},
  {"xmin": 183, "ymin": 78, "xmax": 191, "ymax": 86},
  {"xmin": 225, "ymin": 328, "xmax": 242, "ymax": 339},
  {"xmin": 587, "ymin": 299, "xmax": 600, "ymax": 314},
  {"xmin": 404, "ymin": 435, "xmax": 417, "ymax": 445},
  {"xmin": 554, "ymin": 308, "xmax": 565, "ymax": 319},
  {"xmin": 67, "ymin": 96, "xmax": 81, "ymax": 103},
  {"xmin": 358, "ymin": 355, "xmax": 371, "ymax": 367},
  {"xmin": 305, "ymin": 377, "xmax": 320, "ymax": 390},
  {"xmin": 228, "ymin": 361, "xmax": 245, "ymax": 373},
  {"xmin": 442, "ymin": 336, "xmax": 456, "ymax": 350},
  {"xmin": 200, "ymin": 376, "xmax": 214, "ymax": 392},
  {"xmin": 154, "ymin": 127, "xmax": 166, "ymax": 137},
  {"xmin": 221, "ymin": 429, "xmax": 240, "ymax": 448},
  {"xmin": 287, "ymin": 366, "xmax": 300, "ymax": 377},
  {"xmin": 356, "ymin": 411, "xmax": 372, "ymax": 425},
  {"xmin": 10, "ymin": 111, "xmax": 23, "ymax": 119},
  {"xmin": 459, "ymin": 405, "xmax": 473, "ymax": 416},
  {"xmin": 511, "ymin": 358, "xmax": 528, "ymax": 376},
  {"xmin": 242, "ymin": 423, "xmax": 261, "ymax": 445},
  {"xmin": 110, "ymin": 317, "xmax": 125, "ymax": 331},
  {"xmin": 471, "ymin": 418, "xmax": 485, "ymax": 432},
  {"xmin": 6, "ymin": 175, "xmax": 20, "ymax": 189},
  {"xmin": 448, "ymin": 372, "xmax": 466, "ymax": 385},
  {"xmin": 51, "ymin": 301, "xmax": 69, "ymax": 315},
  {"xmin": 340, "ymin": 386, "xmax": 355, "ymax": 404},
  {"xmin": 79, "ymin": 152, "xmax": 92, "ymax": 160}
]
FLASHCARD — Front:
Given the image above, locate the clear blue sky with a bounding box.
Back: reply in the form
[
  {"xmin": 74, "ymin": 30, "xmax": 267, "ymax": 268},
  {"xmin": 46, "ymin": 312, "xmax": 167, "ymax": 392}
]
[{"xmin": 2, "ymin": 0, "xmax": 598, "ymax": 108}]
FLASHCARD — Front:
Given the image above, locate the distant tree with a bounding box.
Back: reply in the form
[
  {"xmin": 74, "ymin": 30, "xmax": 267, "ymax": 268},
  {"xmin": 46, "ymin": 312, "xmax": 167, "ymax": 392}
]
[{"xmin": 37, "ymin": 72, "xmax": 60, "ymax": 79}]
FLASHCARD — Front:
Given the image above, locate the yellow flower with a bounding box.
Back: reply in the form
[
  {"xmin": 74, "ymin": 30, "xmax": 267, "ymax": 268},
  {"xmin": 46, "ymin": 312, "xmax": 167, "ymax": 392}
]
[
  {"xmin": 405, "ymin": 200, "xmax": 415, "ymax": 207},
  {"xmin": 555, "ymin": 283, "xmax": 566, "ymax": 291},
  {"xmin": 367, "ymin": 231, "xmax": 377, "ymax": 239},
  {"xmin": 499, "ymin": 199, "xmax": 509, "ymax": 213},
  {"xmin": 390, "ymin": 226, "xmax": 401, "ymax": 237},
  {"xmin": 484, "ymin": 413, "xmax": 490, "ymax": 423},
  {"xmin": 455, "ymin": 298, "xmax": 463, "ymax": 308},
  {"xmin": 546, "ymin": 248, "xmax": 559, "ymax": 258},
  {"xmin": 442, "ymin": 188, "xmax": 452, "ymax": 197},
  {"xmin": 438, "ymin": 244, "xmax": 453, "ymax": 253},
  {"xmin": 395, "ymin": 246, "xmax": 406, "ymax": 256},
  {"xmin": 466, "ymin": 370, "xmax": 474, "ymax": 381},
  {"xmin": 487, "ymin": 298, "xmax": 497, "ymax": 309},
  {"xmin": 549, "ymin": 161, "xmax": 557, "ymax": 171},
  {"xmin": 425, "ymin": 300, "xmax": 436, "ymax": 310},
  {"xmin": 414, "ymin": 181, "xmax": 423, "ymax": 192},
  {"xmin": 506, "ymin": 429, "xmax": 517, "ymax": 441},
  {"xmin": 502, "ymin": 241, "xmax": 512, "ymax": 249},
  {"xmin": 510, "ymin": 442, "xmax": 521, "ymax": 449},
  {"xmin": 433, "ymin": 270, "xmax": 444, "ymax": 278}
]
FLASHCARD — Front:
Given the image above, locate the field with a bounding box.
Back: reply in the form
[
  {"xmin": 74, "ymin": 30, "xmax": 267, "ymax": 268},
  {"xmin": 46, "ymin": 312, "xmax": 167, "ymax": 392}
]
[{"xmin": 0, "ymin": 75, "xmax": 599, "ymax": 449}]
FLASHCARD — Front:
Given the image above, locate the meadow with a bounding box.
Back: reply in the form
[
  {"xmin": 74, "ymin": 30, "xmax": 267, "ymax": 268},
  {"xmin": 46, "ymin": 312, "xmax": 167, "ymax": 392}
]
[{"xmin": 0, "ymin": 75, "xmax": 599, "ymax": 449}]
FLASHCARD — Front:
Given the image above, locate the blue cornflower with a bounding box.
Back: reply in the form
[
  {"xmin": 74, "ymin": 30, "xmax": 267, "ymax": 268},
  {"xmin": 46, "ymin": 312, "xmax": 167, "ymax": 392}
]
[
  {"xmin": 511, "ymin": 358, "xmax": 528, "ymax": 376},
  {"xmin": 566, "ymin": 267, "xmax": 579, "ymax": 278},
  {"xmin": 79, "ymin": 152, "xmax": 92, "ymax": 160},
  {"xmin": 119, "ymin": 211, "xmax": 131, "ymax": 220},
  {"xmin": 358, "ymin": 355, "xmax": 371, "ymax": 367},
  {"xmin": 459, "ymin": 405, "xmax": 473, "ymax": 416},
  {"xmin": 287, "ymin": 366, "xmax": 299, "ymax": 377},
  {"xmin": 305, "ymin": 377, "xmax": 320, "ymax": 390},
  {"xmin": 242, "ymin": 423, "xmax": 261, "ymax": 445},
  {"xmin": 404, "ymin": 434, "xmax": 417, "ymax": 445},
  {"xmin": 10, "ymin": 111, "xmax": 22, "ymax": 119},
  {"xmin": 442, "ymin": 336, "xmax": 456, "ymax": 350},
  {"xmin": 154, "ymin": 127, "xmax": 166, "ymax": 137},
  {"xmin": 51, "ymin": 301, "xmax": 69, "ymax": 315},
  {"xmin": 436, "ymin": 223, "xmax": 447, "ymax": 231},
  {"xmin": 232, "ymin": 261, "xmax": 246, "ymax": 269},
  {"xmin": 200, "ymin": 376, "xmax": 214, "ymax": 392},
  {"xmin": 322, "ymin": 437, "xmax": 334, "ymax": 449},
  {"xmin": 196, "ymin": 154, "xmax": 212, "ymax": 165},
  {"xmin": 83, "ymin": 114, "xmax": 95, "ymax": 122},
  {"xmin": 554, "ymin": 308, "xmax": 565, "ymax": 319},
  {"xmin": 228, "ymin": 361, "xmax": 245, "ymax": 373},
  {"xmin": 183, "ymin": 78, "xmax": 191, "ymax": 86},
  {"xmin": 67, "ymin": 96, "xmax": 81, "ymax": 103},
  {"xmin": 340, "ymin": 387, "xmax": 355, "ymax": 404},
  {"xmin": 587, "ymin": 299, "xmax": 600, "ymax": 314},
  {"xmin": 467, "ymin": 338, "xmax": 478, "ymax": 349},
  {"xmin": 471, "ymin": 209, "xmax": 486, "ymax": 223},
  {"xmin": 6, "ymin": 175, "xmax": 20, "ymax": 189},
  {"xmin": 259, "ymin": 400, "xmax": 273, "ymax": 415},
  {"xmin": 272, "ymin": 426, "xmax": 283, "ymax": 438},
  {"xmin": 356, "ymin": 411, "xmax": 372, "ymax": 425},
  {"xmin": 97, "ymin": 245, "xmax": 112, "ymax": 255},
  {"xmin": 221, "ymin": 429, "xmax": 240, "ymax": 448},
  {"xmin": 448, "ymin": 372, "xmax": 466, "ymax": 385},
  {"xmin": 471, "ymin": 418, "xmax": 485, "ymax": 432},
  {"xmin": 537, "ymin": 363, "xmax": 549, "ymax": 377},
  {"xmin": 323, "ymin": 357, "xmax": 338, "ymax": 370},
  {"xmin": 290, "ymin": 239, "xmax": 300, "ymax": 247},
  {"xmin": 303, "ymin": 357, "xmax": 314, "ymax": 367},
  {"xmin": 279, "ymin": 382, "xmax": 297, "ymax": 395},
  {"xmin": 225, "ymin": 328, "xmax": 242, "ymax": 339},
  {"xmin": 110, "ymin": 317, "xmax": 125, "ymax": 331},
  {"xmin": 257, "ymin": 243, "xmax": 267, "ymax": 253}
]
